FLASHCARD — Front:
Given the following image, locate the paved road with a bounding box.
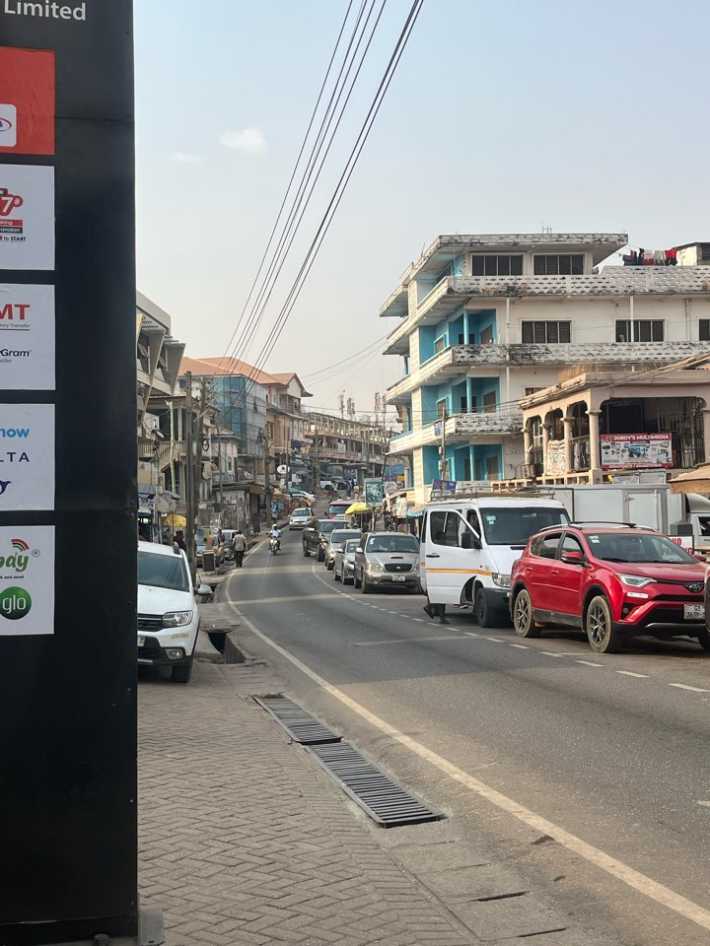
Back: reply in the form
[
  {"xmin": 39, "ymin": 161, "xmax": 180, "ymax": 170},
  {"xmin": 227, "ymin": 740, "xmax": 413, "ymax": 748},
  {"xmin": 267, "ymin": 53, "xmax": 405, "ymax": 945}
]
[{"xmin": 225, "ymin": 529, "xmax": 710, "ymax": 946}]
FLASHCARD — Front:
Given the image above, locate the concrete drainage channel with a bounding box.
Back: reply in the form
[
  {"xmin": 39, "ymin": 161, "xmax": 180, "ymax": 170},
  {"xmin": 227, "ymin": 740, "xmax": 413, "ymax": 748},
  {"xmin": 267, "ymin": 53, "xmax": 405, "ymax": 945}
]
[{"xmin": 254, "ymin": 694, "xmax": 443, "ymax": 828}]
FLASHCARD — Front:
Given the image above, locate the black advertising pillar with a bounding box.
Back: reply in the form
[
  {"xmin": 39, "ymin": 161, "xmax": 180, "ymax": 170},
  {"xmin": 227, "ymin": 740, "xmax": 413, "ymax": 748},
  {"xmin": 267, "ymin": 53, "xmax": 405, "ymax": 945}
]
[{"xmin": 0, "ymin": 3, "xmax": 138, "ymax": 944}]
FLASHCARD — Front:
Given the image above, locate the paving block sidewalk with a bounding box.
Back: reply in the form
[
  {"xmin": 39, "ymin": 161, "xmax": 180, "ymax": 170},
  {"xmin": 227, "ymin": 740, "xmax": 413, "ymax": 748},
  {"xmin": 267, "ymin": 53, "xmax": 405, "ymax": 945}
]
[{"xmin": 138, "ymin": 662, "xmax": 477, "ymax": 946}]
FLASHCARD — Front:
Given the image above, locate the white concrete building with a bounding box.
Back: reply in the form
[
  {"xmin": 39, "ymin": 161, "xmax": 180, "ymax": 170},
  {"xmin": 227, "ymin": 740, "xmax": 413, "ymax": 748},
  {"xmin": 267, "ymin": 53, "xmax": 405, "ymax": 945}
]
[{"xmin": 381, "ymin": 233, "xmax": 710, "ymax": 502}]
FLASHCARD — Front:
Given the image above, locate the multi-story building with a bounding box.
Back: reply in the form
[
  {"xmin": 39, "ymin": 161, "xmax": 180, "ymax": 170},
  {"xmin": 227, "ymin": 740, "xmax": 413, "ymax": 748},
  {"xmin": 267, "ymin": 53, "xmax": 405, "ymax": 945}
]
[
  {"xmin": 381, "ymin": 232, "xmax": 710, "ymax": 502},
  {"xmin": 306, "ymin": 411, "xmax": 388, "ymax": 485},
  {"xmin": 136, "ymin": 292, "xmax": 185, "ymax": 539},
  {"xmin": 264, "ymin": 372, "xmax": 313, "ymax": 488}
]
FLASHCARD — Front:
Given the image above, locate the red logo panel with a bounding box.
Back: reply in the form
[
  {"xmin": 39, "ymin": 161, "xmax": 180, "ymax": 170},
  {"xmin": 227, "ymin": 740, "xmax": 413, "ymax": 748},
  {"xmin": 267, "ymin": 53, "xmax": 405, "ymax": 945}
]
[{"xmin": 0, "ymin": 47, "xmax": 55, "ymax": 156}]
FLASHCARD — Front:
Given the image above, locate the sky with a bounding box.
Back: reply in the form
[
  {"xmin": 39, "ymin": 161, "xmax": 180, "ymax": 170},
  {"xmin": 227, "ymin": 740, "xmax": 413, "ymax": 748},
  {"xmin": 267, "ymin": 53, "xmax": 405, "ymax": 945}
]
[{"xmin": 134, "ymin": 0, "xmax": 710, "ymax": 421}]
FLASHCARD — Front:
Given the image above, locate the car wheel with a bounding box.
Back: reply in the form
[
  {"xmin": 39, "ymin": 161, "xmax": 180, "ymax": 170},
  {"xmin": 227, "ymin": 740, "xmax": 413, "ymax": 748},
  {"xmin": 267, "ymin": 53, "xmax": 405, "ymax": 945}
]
[
  {"xmin": 345, "ymin": 574, "xmax": 354, "ymax": 586},
  {"xmin": 475, "ymin": 586, "xmax": 498, "ymax": 628},
  {"xmin": 512, "ymin": 589, "xmax": 540, "ymax": 638},
  {"xmin": 361, "ymin": 575, "xmax": 370, "ymax": 594},
  {"xmin": 171, "ymin": 659, "xmax": 193, "ymax": 684},
  {"xmin": 334, "ymin": 568, "xmax": 341, "ymax": 582},
  {"xmin": 303, "ymin": 545, "xmax": 310, "ymax": 558},
  {"xmin": 697, "ymin": 628, "xmax": 710, "ymax": 652},
  {"xmin": 585, "ymin": 595, "xmax": 619, "ymax": 654}
]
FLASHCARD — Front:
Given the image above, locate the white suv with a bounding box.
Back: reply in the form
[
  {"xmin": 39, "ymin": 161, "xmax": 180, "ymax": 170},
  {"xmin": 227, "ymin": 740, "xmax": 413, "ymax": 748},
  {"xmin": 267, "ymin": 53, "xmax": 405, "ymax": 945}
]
[{"xmin": 137, "ymin": 541, "xmax": 200, "ymax": 683}]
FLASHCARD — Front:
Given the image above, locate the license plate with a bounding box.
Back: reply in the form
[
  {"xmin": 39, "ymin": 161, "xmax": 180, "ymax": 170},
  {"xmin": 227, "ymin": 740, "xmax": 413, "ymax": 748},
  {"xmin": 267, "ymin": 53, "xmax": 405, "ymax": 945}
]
[
  {"xmin": 393, "ymin": 575, "xmax": 406, "ymax": 582},
  {"xmin": 684, "ymin": 604, "xmax": 705, "ymax": 620},
  {"xmin": 138, "ymin": 635, "xmax": 145, "ymax": 647}
]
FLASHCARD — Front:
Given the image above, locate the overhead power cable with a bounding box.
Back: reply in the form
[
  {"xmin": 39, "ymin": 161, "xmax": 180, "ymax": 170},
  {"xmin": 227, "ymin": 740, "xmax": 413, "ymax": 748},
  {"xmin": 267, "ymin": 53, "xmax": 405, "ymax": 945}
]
[
  {"xmin": 302, "ymin": 332, "xmax": 389, "ymax": 379},
  {"xmin": 245, "ymin": 0, "xmax": 425, "ymax": 387},
  {"xmin": 215, "ymin": 0, "xmax": 357, "ymax": 374},
  {"xmin": 225, "ymin": 0, "xmax": 380, "ymax": 371}
]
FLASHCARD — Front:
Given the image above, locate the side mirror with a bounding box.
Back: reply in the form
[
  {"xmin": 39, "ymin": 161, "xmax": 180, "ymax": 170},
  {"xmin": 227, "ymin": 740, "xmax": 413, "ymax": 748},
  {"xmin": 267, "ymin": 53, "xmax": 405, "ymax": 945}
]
[
  {"xmin": 561, "ymin": 550, "xmax": 585, "ymax": 566},
  {"xmin": 461, "ymin": 531, "xmax": 481, "ymax": 551}
]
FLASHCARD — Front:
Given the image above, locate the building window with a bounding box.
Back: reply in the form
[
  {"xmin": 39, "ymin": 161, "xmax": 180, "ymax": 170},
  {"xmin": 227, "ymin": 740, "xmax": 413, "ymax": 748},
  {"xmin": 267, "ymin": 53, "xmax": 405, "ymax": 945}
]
[
  {"xmin": 434, "ymin": 336, "xmax": 446, "ymax": 354},
  {"xmin": 483, "ymin": 391, "xmax": 497, "ymax": 413},
  {"xmin": 437, "ymin": 400, "xmax": 447, "ymax": 418},
  {"xmin": 480, "ymin": 325, "xmax": 494, "ymax": 345},
  {"xmin": 472, "ymin": 255, "xmax": 523, "ymax": 277},
  {"xmin": 700, "ymin": 320, "xmax": 710, "ymax": 341},
  {"xmin": 616, "ymin": 320, "xmax": 664, "ymax": 342},
  {"xmin": 525, "ymin": 387, "xmax": 544, "ymax": 396},
  {"xmin": 533, "ymin": 254, "xmax": 584, "ymax": 275},
  {"xmin": 460, "ymin": 395, "xmax": 468, "ymax": 413},
  {"xmin": 521, "ymin": 321, "xmax": 571, "ymax": 344}
]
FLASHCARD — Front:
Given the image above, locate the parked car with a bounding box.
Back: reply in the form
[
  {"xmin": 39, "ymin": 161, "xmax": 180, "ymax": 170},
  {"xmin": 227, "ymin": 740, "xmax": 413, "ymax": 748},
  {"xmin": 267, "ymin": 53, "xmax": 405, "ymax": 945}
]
[
  {"xmin": 302, "ymin": 517, "xmax": 348, "ymax": 561},
  {"xmin": 334, "ymin": 539, "xmax": 360, "ymax": 584},
  {"xmin": 354, "ymin": 532, "xmax": 421, "ymax": 593},
  {"xmin": 137, "ymin": 541, "xmax": 201, "ymax": 683},
  {"xmin": 289, "ymin": 507, "xmax": 311, "ymax": 530},
  {"xmin": 419, "ymin": 497, "xmax": 570, "ymax": 626},
  {"xmin": 324, "ymin": 528, "xmax": 362, "ymax": 570},
  {"xmin": 511, "ymin": 524, "xmax": 708, "ymax": 654}
]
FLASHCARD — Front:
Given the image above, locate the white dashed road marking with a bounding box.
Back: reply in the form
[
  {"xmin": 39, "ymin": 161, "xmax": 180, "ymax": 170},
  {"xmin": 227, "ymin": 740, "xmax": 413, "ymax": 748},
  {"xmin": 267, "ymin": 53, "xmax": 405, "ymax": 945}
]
[
  {"xmin": 510, "ymin": 643, "xmax": 529, "ymax": 650},
  {"xmin": 616, "ymin": 671, "xmax": 649, "ymax": 679},
  {"xmin": 668, "ymin": 683, "xmax": 710, "ymax": 694},
  {"xmin": 577, "ymin": 660, "xmax": 604, "ymax": 668}
]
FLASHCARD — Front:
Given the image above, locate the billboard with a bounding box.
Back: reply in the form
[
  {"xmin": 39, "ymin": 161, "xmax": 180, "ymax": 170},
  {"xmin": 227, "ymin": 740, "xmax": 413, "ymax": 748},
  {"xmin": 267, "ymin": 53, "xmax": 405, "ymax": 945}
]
[
  {"xmin": 364, "ymin": 477, "xmax": 385, "ymax": 506},
  {"xmin": 601, "ymin": 433, "xmax": 673, "ymax": 470}
]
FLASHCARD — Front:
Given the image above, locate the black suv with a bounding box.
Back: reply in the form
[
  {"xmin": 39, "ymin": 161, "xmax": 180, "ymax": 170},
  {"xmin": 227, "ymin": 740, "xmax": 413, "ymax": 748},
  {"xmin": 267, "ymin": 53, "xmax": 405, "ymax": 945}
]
[{"xmin": 303, "ymin": 518, "xmax": 348, "ymax": 561}]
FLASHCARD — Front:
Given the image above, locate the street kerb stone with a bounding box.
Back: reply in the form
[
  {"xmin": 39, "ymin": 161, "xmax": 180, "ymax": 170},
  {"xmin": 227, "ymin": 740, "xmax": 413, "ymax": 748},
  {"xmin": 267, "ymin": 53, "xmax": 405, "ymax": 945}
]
[{"xmin": 138, "ymin": 662, "xmax": 476, "ymax": 945}]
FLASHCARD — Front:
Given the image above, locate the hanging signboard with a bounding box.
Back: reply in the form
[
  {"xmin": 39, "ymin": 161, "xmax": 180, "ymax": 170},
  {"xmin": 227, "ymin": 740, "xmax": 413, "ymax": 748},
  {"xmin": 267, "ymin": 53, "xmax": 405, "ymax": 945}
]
[
  {"xmin": 546, "ymin": 440, "xmax": 567, "ymax": 477},
  {"xmin": 601, "ymin": 433, "xmax": 673, "ymax": 470},
  {"xmin": 364, "ymin": 477, "xmax": 385, "ymax": 506}
]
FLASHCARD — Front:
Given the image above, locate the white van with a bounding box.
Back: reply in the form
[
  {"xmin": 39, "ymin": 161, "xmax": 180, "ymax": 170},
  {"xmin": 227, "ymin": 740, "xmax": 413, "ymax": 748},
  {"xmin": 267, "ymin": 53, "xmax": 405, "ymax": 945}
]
[{"xmin": 420, "ymin": 497, "xmax": 569, "ymax": 626}]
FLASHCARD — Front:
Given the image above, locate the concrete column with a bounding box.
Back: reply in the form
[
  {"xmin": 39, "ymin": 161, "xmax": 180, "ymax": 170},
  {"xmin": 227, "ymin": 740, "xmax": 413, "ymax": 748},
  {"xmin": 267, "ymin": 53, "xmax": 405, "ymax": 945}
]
[
  {"xmin": 588, "ymin": 410, "xmax": 602, "ymax": 472},
  {"xmin": 563, "ymin": 416, "xmax": 574, "ymax": 473},
  {"xmin": 523, "ymin": 422, "xmax": 533, "ymax": 467},
  {"xmin": 703, "ymin": 409, "xmax": 710, "ymax": 463},
  {"xmin": 542, "ymin": 423, "xmax": 551, "ymax": 476}
]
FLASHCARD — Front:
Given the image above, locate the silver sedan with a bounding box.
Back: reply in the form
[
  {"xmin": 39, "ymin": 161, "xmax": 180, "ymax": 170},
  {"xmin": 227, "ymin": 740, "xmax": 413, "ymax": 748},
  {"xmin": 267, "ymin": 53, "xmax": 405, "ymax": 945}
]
[{"xmin": 333, "ymin": 539, "xmax": 360, "ymax": 585}]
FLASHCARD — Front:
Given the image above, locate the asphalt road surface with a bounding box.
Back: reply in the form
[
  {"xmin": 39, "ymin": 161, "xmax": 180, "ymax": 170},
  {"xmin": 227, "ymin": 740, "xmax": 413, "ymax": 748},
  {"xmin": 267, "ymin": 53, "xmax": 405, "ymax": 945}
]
[{"xmin": 224, "ymin": 528, "xmax": 710, "ymax": 946}]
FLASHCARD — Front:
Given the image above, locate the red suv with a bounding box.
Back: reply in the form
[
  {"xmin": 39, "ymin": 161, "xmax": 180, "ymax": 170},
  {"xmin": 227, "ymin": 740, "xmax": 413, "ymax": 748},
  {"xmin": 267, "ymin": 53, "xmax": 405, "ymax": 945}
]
[{"xmin": 510, "ymin": 524, "xmax": 707, "ymax": 654}]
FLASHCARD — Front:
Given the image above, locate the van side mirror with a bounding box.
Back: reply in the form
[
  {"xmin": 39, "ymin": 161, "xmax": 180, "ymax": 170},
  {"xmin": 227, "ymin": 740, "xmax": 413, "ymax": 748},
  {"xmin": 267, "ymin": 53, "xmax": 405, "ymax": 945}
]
[
  {"xmin": 461, "ymin": 531, "xmax": 481, "ymax": 551},
  {"xmin": 561, "ymin": 550, "xmax": 585, "ymax": 566}
]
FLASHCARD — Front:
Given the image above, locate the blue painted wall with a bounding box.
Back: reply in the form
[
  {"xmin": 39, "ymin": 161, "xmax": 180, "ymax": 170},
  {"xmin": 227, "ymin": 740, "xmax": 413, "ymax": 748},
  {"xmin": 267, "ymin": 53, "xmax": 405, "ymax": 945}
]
[
  {"xmin": 466, "ymin": 309, "xmax": 497, "ymax": 343},
  {"xmin": 423, "ymin": 445, "xmax": 439, "ymax": 484}
]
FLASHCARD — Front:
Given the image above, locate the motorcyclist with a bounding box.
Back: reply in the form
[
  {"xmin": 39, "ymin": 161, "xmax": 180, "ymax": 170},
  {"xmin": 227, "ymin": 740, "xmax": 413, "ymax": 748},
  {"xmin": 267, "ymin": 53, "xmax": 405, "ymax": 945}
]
[{"xmin": 270, "ymin": 525, "xmax": 281, "ymax": 552}]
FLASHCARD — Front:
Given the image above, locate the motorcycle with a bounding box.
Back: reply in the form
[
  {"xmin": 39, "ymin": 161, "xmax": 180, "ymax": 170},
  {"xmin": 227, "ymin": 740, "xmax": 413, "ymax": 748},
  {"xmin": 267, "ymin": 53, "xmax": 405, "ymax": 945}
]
[{"xmin": 269, "ymin": 536, "xmax": 280, "ymax": 555}]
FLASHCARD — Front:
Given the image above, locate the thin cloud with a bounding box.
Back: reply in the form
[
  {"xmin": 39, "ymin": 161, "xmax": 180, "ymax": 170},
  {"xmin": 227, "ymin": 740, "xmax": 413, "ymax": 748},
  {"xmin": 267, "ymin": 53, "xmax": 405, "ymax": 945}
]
[
  {"xmin": 170, "ymin": 151, "xmax": 205, "ymax": 165},
  {"xmin": 220, "ymin": 127, "xmax": 267, "ymax": 155}
]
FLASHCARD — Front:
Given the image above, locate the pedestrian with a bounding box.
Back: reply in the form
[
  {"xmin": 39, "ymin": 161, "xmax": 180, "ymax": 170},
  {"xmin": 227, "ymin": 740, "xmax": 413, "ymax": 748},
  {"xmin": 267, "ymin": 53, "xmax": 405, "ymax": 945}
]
[
  {"xmin": 232, "ymin": 529, "xmax": 247, "ymax": 568},
  {"xmin": 174, "ymin": 530, "xmax": 186, "ymax": 552}
]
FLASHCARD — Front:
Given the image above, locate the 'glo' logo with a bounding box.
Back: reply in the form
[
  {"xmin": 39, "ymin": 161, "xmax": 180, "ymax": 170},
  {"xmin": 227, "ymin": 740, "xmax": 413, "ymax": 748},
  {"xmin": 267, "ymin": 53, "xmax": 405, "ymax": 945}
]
[{"xmin": 0, "ymin": 586, "xmax": 31, "ymax": 620}]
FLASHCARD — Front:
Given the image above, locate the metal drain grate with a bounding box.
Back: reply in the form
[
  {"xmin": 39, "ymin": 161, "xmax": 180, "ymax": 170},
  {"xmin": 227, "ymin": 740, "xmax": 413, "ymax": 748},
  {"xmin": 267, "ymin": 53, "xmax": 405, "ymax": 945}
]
[
  {"xmin": 254, "ymin": 695, "xmax": 342, "ymax": 745},
  {"xmin": 310, "ymin": 741, "xmax": 442, "ymax": 827}
]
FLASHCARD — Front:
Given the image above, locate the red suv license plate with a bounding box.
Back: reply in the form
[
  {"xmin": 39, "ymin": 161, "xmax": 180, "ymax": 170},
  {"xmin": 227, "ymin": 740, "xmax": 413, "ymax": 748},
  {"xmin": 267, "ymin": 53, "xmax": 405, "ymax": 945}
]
[{"xmin": 684, "ymin": 604, "xmax": 705, "ymax": 620}]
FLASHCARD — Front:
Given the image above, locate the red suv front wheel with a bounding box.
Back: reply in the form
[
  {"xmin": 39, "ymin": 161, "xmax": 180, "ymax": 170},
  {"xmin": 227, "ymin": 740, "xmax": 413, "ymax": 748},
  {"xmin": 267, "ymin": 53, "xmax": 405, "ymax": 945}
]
[{"xmin": 585, "ymin": 595, "xmax": 620, "ymax": 654}]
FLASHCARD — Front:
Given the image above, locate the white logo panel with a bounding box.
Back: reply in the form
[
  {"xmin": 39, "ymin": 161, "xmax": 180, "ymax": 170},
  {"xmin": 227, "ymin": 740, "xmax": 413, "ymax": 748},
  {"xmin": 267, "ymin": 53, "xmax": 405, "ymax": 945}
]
[
  {"xmin": 0, "ymin": 164, "xmax": 54, "ymax": 271},
  {"xmin": 0, "ymin": 284, "xmax": 54, "ymax": 389},
  {"xmin": 0, "ymin": 525, "xmax": 54, "ymax": 637},
  {"xmin": 0, "ymin": 404, "xmax": 54, "ymax": 510}
]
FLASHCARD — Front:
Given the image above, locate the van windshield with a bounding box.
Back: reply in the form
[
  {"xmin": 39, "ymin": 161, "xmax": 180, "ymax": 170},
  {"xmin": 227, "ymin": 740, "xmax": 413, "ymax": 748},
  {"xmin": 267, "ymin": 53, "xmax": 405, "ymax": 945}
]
[
  {"xmin": 138, "ymin": 550, "xmax": 190, "ymax": 592},
  {"xmin": 480, "ymin": 507, "xmax": 569, "ymax": 546}
]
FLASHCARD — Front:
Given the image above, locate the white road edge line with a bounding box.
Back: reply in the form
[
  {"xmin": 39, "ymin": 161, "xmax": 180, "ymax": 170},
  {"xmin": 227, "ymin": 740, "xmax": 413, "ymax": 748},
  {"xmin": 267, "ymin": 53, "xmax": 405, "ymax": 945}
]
[
  {"xmin": 668, "ymin": 683, "xmax": 710, "ymax": 694},
  {"xmin": 225, "ymin": 582, "xmax": 710, "ymax": 935}
]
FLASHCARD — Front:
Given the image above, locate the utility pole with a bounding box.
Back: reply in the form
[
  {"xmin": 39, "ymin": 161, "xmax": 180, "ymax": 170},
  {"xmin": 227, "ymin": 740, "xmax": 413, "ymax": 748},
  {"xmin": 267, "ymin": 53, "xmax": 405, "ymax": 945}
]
[
  {"xmin": 184, "ymin": 371, "xmax": 196, "ymax": 580},
  {"xmin": 196, "ymin": 376, "xmax": 208, "ymax": 539},
  {"xmin": 439, "ymin": 405, "xmax": 449, "ymax": 483},
  {"xmin": 264, "ymin": 424, "xmax": 273, "ymax": 529}
]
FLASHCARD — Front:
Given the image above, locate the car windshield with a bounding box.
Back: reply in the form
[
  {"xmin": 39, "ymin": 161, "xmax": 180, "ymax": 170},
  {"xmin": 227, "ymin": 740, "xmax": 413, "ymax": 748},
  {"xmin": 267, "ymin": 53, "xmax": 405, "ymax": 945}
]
[
  {"xmin": 345, "ymin": 540, "xmax": 360, "ymax": 553},
  {"xmin": 330, "ymin": 530, "xmax": 361, "ymax": 544},
  {"xmin": 292, "ymin": 509, "xmax": 310, "ymax": 518},
  {"xmin": 138, "ymin": 550, "xmax": 190, "ymax": 592},
  {"xmin": 318, "ymin": 520, "xmax": 343, "ymax": 535},
  {"xmin": 586, "ymin": 532, "xmax": 698, "ymax": 565},
  {"xmin": 480, "ymin": 507, "xmax": 569, "ymax": 546},
  {"xmin": 366, "ymin": 534, "xmax": 419, "ymax": 553},
  {"xmin": 328, "ymin": 503, "xmax": 351, "ymax": 516}
]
